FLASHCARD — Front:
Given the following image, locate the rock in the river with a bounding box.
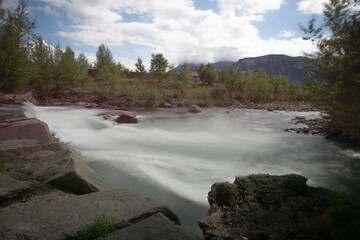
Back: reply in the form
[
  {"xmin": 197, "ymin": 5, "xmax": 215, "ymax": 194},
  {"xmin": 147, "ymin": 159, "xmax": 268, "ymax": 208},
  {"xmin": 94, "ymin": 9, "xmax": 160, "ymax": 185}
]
[
  {"xmin": 116, "ymin": 113, "xmax": 138, "ymax": 124},
  {"xmin": 188, "ymin": 105, "xmax": 201, "ymax": 113},
  {"xmin": 99, "ymin": 110, "xmax": 138, "ymax": 124},
  {"xmin": 199, "ymin": 174, "xmax": 359, "ymax": 240}
]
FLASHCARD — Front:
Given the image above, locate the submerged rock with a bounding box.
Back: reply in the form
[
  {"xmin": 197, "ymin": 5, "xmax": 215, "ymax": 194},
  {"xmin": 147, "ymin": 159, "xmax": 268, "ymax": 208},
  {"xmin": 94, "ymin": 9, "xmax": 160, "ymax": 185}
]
[
  {"xmin": 188, "ymin": 105, "xmax": 201, "ymax": 113},
  {"xmin": 199, "ymin": 174, "xmax": 360, "ymax": 240}
]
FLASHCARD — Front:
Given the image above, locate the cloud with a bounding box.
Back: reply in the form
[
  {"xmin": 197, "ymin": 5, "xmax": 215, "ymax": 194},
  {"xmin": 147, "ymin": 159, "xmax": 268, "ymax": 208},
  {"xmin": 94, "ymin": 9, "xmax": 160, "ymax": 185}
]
[
  {"xmin": 217, "ymin": 0, "xmax": 285, "ymax": 15},
  {"xmin": 279, "ymin": 30, "xmax": 295, "ymax": 38},
  {"xmin": 44, "ymin": 0, "xmax": 317, "ymax": 65},
  {"xmin": 297, "ymin": 0, "xmax": 328, "ymax": 14},
  {"xmin": 36, "ymin": 5, "xmax": 60, "ymax": 16}
]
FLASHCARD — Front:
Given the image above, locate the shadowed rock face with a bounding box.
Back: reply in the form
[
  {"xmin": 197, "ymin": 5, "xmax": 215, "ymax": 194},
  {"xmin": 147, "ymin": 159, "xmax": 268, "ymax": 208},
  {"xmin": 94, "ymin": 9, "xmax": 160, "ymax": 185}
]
[{"xmin": 199, "ymin": 174, "xmax": 359, "ymax": 240}]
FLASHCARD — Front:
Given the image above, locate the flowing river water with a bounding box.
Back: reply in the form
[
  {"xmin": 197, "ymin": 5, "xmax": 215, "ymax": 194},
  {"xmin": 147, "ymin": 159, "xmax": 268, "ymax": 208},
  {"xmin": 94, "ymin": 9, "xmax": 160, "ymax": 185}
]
[{"xmin": 23, "ymin": 103, "xmax": 360, "ymax": 231}]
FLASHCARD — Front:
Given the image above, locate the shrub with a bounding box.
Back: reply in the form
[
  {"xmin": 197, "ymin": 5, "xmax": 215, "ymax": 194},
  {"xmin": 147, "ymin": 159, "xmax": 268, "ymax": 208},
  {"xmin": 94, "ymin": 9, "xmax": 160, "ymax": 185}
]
[{"xmin": 72, "ymin": 213, "xmax": 118, "ymax": 240}]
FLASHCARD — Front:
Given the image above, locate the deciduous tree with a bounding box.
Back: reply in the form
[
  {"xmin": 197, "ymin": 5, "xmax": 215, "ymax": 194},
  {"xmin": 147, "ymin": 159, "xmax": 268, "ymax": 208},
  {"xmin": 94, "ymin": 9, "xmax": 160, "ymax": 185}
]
[{"xmin": 302, "ymin": 0, "xmax": 360, "ymax": 143}]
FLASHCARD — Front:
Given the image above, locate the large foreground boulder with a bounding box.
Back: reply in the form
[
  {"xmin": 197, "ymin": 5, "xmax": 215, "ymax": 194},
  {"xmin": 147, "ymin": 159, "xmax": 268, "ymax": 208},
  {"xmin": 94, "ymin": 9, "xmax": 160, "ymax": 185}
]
[
  {"xmin": 100, "ymin": 212, "xmax": 201, "ymax": 240},
  {"xmin": 0, "ymin": 139, "xmax": 108, "ymax": 197},
  {"xmin": 0, "ymin": 188, "xmax": 190, "ymax": 240},
  {"xmin": 0, "ymin": 118, "xmax": 54, "ymax": 143},
  {"xmin": 199, "ymin": 174, "xmax": 360, "ymax": 240}
]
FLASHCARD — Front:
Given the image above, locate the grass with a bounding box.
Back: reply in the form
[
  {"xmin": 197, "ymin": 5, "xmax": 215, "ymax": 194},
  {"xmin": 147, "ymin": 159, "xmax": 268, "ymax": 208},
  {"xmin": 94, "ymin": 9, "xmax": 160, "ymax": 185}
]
[
  {"xmin": 70, "ymin": 213, "xmax": 118, "ymax": 240},
  {"xmin": 51, "ymin": 130, "xmax": 61, "ymax": 142}
]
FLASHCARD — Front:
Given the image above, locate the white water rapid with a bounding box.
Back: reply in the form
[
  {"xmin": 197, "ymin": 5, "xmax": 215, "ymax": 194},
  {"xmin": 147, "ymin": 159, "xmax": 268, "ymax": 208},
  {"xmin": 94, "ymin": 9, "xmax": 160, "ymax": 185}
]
[{"xmin": 23, "ymin": 103, "xmax": 360, "ymax": 230}]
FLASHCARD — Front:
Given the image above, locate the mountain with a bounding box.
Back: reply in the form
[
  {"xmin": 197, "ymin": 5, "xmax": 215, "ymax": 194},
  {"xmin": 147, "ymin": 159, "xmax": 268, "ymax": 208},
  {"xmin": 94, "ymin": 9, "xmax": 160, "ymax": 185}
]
[
  {"xmin": 234, "ymin": 54, "xmax": 306, "ymax": 83},
  {"xmin": 177, "ymin": 54, "xmax": 321, "ymax": 83}
]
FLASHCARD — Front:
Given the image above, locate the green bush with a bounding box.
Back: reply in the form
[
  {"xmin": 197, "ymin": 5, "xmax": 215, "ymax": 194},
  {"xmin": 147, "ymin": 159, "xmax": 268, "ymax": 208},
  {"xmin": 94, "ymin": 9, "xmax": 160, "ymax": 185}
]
[{"xmin": 72, "ymin": 213, "xmax": 117, "ymax": 240}]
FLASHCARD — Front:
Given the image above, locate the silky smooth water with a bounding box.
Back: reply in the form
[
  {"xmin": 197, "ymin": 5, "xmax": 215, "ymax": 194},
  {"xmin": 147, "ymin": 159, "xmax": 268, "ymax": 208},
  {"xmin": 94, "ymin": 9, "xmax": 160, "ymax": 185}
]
[{"xmin": 23, "ymin": 103, "xmax": 360, "ymax": 230}]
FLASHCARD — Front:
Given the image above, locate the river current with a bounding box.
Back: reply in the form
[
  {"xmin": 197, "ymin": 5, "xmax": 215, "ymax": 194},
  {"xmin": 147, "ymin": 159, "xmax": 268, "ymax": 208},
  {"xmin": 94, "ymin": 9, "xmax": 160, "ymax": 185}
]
[{"xmin": 23, "ymin": 103, "xmax": 360, "ymax": 230}]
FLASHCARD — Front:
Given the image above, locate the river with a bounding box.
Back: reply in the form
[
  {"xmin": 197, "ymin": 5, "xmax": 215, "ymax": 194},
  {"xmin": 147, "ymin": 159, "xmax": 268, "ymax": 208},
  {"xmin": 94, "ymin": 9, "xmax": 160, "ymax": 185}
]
[{"xmin": 23, "ymin": 103, "xmax": 360, "ymax": 231}]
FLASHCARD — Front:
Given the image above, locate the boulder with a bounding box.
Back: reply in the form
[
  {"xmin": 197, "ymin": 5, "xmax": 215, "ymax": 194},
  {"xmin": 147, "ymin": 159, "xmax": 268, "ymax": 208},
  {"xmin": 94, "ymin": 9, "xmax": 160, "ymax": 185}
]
[
  {"xmin": 0, "ymin": 140, "xmax": 108, "ymax": 196},
  {"xmin": 199, "ymin": 174, "xmax": 359, "ymax": 240},
  {"xmin": 100, "ymin": 212, "xmax": 202, "ymax": 240},
  {"xmin": 99, "ymin": 110, "xmax": 138, "ymax": 124},
  {"xmin": 32, "ymin": 144, "xmax": 108, "ymax": 194},
  {"xmin": 0, "ymin": 173, "xmax": 31, "ymax": 203},
  {"xmin": 116, "ymin": 113, "xmax": 138, "ymax": 124},
  {"xmin": 0, "ymin": 92, "xmax": 36, "ymax": 104},
  {"xmin": 188, "ymin": 105, "xmax": 201, "ymax": 113},
  {"xmin": 0, "ymin": 188, "xmax": 182, "ymax": 240},
  {"xmin": 0, "ymin": 118, "xmax": 54, "ymax": 143},
  {"xmin": 159, "ymin": 102, "xmax": 174, "ymax": 108}
]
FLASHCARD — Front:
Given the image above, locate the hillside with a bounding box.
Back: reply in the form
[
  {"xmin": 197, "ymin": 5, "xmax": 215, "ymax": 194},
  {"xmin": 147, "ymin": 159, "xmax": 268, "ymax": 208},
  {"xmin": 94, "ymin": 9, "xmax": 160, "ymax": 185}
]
[
  {"xmin": 178, "ymin": 54, "xmax": 322, "ymax": 83},
  {"xmin": 234, "ymin": 55, "xmax": 306, "ymax": 83}
]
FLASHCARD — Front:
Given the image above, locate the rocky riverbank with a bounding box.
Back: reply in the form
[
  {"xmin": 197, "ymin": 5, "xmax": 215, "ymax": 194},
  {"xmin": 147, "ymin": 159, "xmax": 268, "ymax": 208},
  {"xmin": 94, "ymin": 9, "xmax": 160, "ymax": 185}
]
[
  {"xmin": 199, "ymin": 174, "xmax": 360, "ymax": 240},
  {"xmin": 0, "ymin": 94, "xmax": 201, "ymax": 239}
]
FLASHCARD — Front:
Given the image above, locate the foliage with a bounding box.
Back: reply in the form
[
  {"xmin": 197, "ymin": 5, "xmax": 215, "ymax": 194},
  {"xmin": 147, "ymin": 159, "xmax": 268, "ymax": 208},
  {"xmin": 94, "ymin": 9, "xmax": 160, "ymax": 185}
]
[
  {"xmin": 179, "ymin": 62, "xmax": 191, "ymax": 87},
  {"xmin": 0, "ymin": 0, "xmax": 36, "ymax": 92},
  {"xmin": 72, "ymin": 213, "xmax": 117, "ymax": 240},
  {"xmin": 302, "ymin": 0, "xmax": 360, "ymax": 143},
  {"xmin": 135, "ymin": 57, "xmax": 146, "ymax": 79},
  {"xmin": 150, "ymin": 53, "xmax": 168, "ymax": 78},
  {"xmin": 95, "ymin": 44, "xmax": 122, "ymax": 81},
  {"xmin": 199, "ymin": 63, "xmax": 218, "ymax": 85},
  {"xmin": 76, "ymin": 53, "xmax": 90, "ymax": 84},
  {"xmin": 31, "ymin": 37, "xmax": 54, "ymax": 99}
]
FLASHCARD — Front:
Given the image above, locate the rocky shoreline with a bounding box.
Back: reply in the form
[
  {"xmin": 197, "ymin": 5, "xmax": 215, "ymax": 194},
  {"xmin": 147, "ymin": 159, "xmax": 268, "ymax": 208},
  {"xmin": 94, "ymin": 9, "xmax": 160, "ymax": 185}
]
[{"xmin": 0, "ymin": 94, "xmax": 201, "ymax": 239}]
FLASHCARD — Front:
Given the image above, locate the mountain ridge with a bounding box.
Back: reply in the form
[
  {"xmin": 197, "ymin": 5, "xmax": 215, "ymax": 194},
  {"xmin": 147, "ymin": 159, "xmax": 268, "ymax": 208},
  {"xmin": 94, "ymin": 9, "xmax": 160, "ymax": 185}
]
[{"xmin": 177, "ymin": 54, "xmax": 316, "ymax": 83}]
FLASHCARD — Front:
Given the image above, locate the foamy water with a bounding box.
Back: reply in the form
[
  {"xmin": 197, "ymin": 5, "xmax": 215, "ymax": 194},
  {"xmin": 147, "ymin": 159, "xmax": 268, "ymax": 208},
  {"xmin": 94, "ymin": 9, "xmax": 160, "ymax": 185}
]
[{"xmin": 23, "ymin": 102, "xmax": 360, "ymax": 230}]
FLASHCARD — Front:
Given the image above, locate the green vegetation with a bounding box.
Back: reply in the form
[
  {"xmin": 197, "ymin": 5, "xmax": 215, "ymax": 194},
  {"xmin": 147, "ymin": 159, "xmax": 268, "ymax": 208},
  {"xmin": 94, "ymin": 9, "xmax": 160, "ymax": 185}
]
[
  {"xmin": 71, "ymin": 213, "xmax": 118, "ymax": 240},
  {"xmin": 302, "ymin": 0, "xmax": 360, "ymax": 144},
  {"xmin": 0, "ymin": 0, "xmax": 309, "ymax": 108}
]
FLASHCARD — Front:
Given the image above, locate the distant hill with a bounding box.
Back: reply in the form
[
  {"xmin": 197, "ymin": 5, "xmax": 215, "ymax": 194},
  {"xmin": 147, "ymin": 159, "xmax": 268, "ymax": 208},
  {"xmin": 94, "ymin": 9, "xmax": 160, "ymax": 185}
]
[
  {"xmin": 234, "ymin": 55, "xmax": 306, "ymax": 83},
  {"xmin": 177, "ymin": 54, "xmax": 322, "ymax": 83}
]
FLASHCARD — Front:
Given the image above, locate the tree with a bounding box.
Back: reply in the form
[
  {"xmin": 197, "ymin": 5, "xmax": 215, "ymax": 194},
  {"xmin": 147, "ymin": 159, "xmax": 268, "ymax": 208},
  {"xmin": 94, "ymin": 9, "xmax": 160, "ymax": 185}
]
[
  {"xmin": 199, "ymin": 63, "xmax": 218, "ymax": 85},
  {"xmin": 179, "ymin": 62, "xmax": 191, "ymax": 87},
  {"xmin": 0, "ymin": 0, "xmax": 36, "ymax": 92},
  {"xmin": 76, "ymin": 53, "xmax": 90, "ymax": 84},
  {"xmin": 302, "ymin": 0, "xmax": 360, "ymax": 143},
  {"xmin": 224, "ymin": 64, "xmax": 241, "ymax": 96},
  {"xmin": 58, "ymin": 46, "xmax": 78, "ymax": 84},
  {"xmin": 150, "ymin": 53, "xmax": 168, "ymax": 78},
  {"xmin": 95, "ymin": 44, "xmax": 114, "ymax": 81},
  {"xmin": 31, "ymin": 36, "xmax": 54, "ymax": 99},
  {"xmin": 135, "ymin": 57, "xmax": 146, "ymax": 79}
]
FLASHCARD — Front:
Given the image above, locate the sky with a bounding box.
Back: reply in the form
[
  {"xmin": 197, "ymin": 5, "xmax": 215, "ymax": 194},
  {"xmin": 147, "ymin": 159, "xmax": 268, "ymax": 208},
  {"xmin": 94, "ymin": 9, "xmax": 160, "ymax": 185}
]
[{"xmin": 3, "ymin": 0, "xmax": 329, "ymax": 69}]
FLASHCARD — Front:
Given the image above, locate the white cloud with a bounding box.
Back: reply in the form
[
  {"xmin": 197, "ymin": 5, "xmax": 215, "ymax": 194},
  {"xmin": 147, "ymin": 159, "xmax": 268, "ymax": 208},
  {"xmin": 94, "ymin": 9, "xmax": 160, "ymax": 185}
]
[
  {"xmin": 279, "ymin": 30, "xmax": 295, "ymax": 38},
  {"xmin": 217, "ymin": 0, "xmax": 285, "ymax": 15},
  {"xmin": 297, "ymin": 0, "xmax": 328, "ymax": 14},
  {"xmin": 36, "ymin": 5, "xmax": 60, "ymax": 16},
  {"xmin": 44, "ymin": 0, "xmax": 317, "ymax": 65}
]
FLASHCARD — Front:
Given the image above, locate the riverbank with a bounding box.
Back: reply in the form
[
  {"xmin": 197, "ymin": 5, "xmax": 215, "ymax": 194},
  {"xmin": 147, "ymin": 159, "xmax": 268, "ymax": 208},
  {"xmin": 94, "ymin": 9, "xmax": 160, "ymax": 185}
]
[{"xmin": 0, "ymin": 94, "xmax": 201, "ymax": 239}]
